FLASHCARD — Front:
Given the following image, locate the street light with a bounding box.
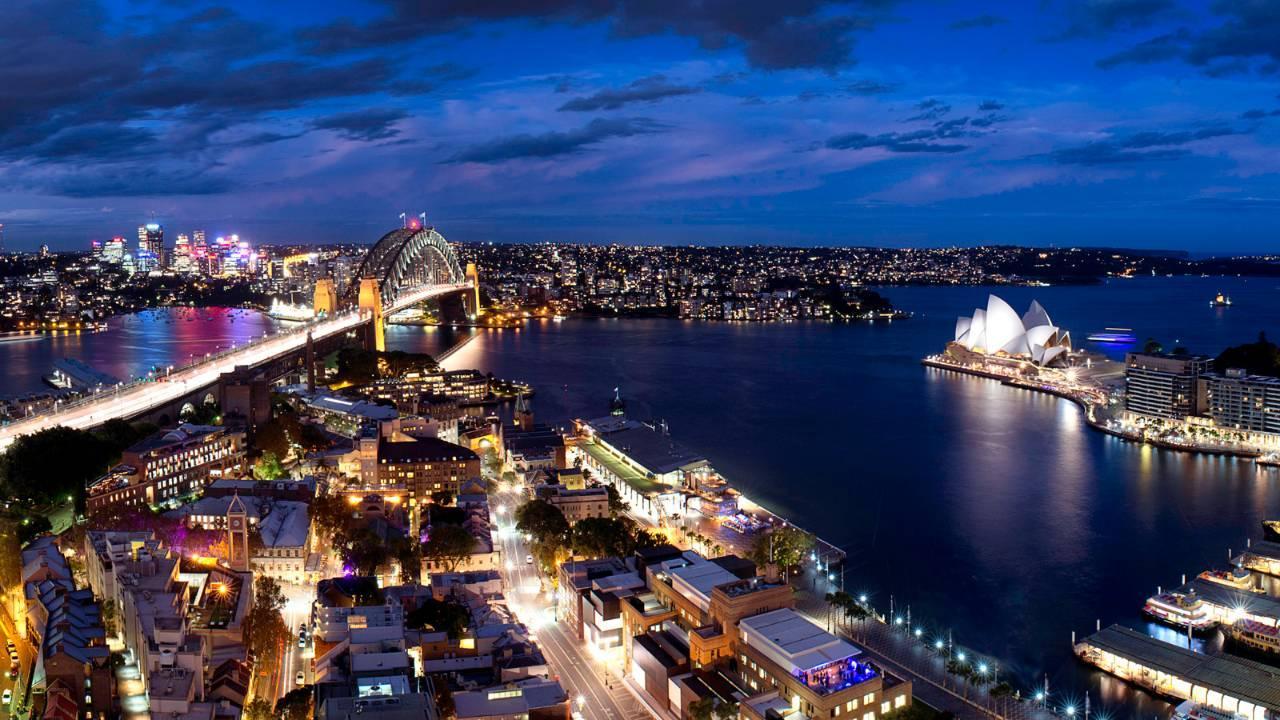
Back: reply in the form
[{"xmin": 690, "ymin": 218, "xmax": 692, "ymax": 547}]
[
  {"xmin": 576, "ymin": 695, "xmax": 585, "ymax": 712},
  {"xmin": 934, "ymin": 640, "xmax": 944, "ymax": 651}
]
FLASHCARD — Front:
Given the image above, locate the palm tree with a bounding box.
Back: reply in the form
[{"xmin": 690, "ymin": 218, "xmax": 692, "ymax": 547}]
[{"xmin": 989, "ymin": 681, "xmax": 1014, "ymax": 719}]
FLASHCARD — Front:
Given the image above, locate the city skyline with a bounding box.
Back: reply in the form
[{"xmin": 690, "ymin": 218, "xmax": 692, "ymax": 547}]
[{"xmin": 3, "ymin": 0, "xmax": 1280, "ymax": 251}]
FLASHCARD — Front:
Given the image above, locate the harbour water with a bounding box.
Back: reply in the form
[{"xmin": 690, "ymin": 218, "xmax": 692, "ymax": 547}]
[{"xmin": 2, "ymin": 276, "xmax": 1278, "ymax": 717}]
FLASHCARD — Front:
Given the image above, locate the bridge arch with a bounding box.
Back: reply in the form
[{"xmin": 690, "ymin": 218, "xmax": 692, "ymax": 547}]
[{"xmin": 344, "ymin": 227, "xmax": 465, "ymax": 308}]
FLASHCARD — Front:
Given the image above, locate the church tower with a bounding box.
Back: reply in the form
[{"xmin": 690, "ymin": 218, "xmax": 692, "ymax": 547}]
[
  {"xmin": 514, "ymin": 392, "xmax": 534, "ymax": 431},
  {"xmin": 226, "ymin": 492, "xmax": 250, "ymax": 572}
]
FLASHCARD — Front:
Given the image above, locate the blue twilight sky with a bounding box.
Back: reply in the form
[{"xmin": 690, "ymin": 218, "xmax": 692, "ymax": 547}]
[{"xmin": 2, "ymin": 0, "xmax": 1280, "ymax": 252}]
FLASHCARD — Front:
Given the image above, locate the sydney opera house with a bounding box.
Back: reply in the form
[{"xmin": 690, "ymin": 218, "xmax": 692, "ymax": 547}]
[{"xmin": 950, "ymin": 295, "xmax": 1073, "ymax": 367}]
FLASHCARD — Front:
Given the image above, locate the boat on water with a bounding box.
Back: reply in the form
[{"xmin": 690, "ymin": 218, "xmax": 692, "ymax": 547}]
[
  {"xmin": 1264, "ymin": 520, "xmax": 1280, "ymax": 542},
  {"xmin": 1173, "ymin": 700, "xmax": 1248, "ymax": 720},
  {"xmin": 1198, "ymin": 567, "xmax": 1261, "ymax": 593},
  {"xmin": 1257, "ymin": 453, "xmax": 1280, "ymax": 468},
  {"xmin": 1223, "ymin": 619, "xmax": 1280, "ymax": 659},
  {"xmin": 1086, "ymin": 327, "xmax": 1136, "ymax": 343},
  {"xmin": 1211, "ymin": 291, "xmax": 1233, "ymax": 307},
  {"xmin": 552, "ymin": 315, "xmax": 566, "ymax": 322},
  {"xmin": 1143, "ymin": 590, "xmax": 1216, "ymax": 633}
]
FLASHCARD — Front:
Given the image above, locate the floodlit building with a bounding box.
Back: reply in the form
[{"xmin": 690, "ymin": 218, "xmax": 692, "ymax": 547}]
[
  {"xmin": 1203, "ymin": 369, "xmax": 1280, "ymax": 434},
  {"xmin": 85, "ymin": 424, "xmax": 246, "ymax": 519},
  {"xmin": 737, "ymin": 609, "xmax": 912, "ymax": 720},
  {"xmin": 952, "ymin": 296, "xmax": 1072, "ymax": 366},
  {"xmin": 1124, "ymin": 353, "xmax": 1213, "ymax": 420}
]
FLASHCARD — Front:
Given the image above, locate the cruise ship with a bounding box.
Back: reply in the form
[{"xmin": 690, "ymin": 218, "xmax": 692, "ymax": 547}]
[
  {"xmin": 1143, "ymin": 590, "xmax": 1216, "ymax": 632},
  {"xmin": 1211, "ymin": 292, "xmax": 1233, "ymax": 307}
]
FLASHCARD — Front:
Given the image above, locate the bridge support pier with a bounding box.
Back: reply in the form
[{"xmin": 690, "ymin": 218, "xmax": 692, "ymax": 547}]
[
  {"xmin": 357, "ymin": 278, "xmax": 386, "ymax": 352},
  {"xmin": 314, "ymin": 278, "xmax": 337, "ymax": 317},
  {"xmin": 464, "ymin": 262, "xmax": 481, "ymax": 320}
]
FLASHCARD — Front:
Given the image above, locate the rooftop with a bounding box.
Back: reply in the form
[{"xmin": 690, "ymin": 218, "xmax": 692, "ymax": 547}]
[
  {"xmin": 740, "ymin": 609, "xmax": 863, "ymax": 675},
  {"xmin": 1081, "ymin": 625, "xmax": 1280, "ymax": 710},
  {"xmin": 257, "ymin": 501, "xmax": 310, "ymax": 549}
]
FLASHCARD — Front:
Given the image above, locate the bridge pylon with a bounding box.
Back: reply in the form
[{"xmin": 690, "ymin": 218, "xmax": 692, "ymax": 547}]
[
  {"xmin": 314, "ymin": 278, "xmax": 337, "ymax": 317},
  {"xmin": 357, "ymin": 278, "xmax": 386, "ymax": 352},
  {"xmin": 464, "ymin": 263, "xmax": 481, "ymax": 320}
]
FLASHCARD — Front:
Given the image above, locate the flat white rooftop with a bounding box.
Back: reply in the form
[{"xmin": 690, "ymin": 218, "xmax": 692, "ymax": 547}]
[{"xmin": 740, "ymin": 608, "xmax": 861, "ymax": 674}]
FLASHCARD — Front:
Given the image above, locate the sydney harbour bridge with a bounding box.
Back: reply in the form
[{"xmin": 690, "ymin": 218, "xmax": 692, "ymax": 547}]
[{"xmin": 0, "ymin": 225, "xmax": 479, "ymax": 451}]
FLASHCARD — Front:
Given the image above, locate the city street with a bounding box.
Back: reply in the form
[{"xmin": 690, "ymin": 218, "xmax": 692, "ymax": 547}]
[
  {"xmin": 491, "ymin": 489, "xmax": 656, "ymax": 720},
  {"xmin": 0, "ymin": 600, "xmax": 33, "ymax": 720}
]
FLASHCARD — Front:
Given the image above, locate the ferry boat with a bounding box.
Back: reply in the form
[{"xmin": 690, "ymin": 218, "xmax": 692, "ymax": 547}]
[
  {"xmin": 1143, "ymin": 590, "xmax": 1216, "ymax": 632},
  {"xmin": 1173, "ymin": 700, "xmax": 1248, "ymax": 720},
  {"xmin": 1257, "ymin": 453, "xmax": 1280, "ymax": 468},
  {"xmin": 1211, "ymin": 292, "xmax": 1232, "ymax": 307},
  {"xmin": 1198, "ymin": 567, "xmax": 1260, "ymax": 593},
  {"xmin": 1223, "ymin": 619, "xmax": 1280, "ymax": 658},
  {"xmin": 1086, "ymin": 327, "xmax": 1136, "ymax": 343}
]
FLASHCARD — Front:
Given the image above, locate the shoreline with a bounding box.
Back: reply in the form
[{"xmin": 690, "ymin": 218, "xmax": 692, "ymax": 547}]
[{"xmin": 920, "ymin": 357, "xmax": 1263, "ymax": 460}]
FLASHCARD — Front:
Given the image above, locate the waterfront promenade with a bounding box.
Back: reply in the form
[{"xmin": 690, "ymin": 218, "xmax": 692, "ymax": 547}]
[{"xmin": 922, "ymin": 355, "xmax": 1272, "ymax": 460}]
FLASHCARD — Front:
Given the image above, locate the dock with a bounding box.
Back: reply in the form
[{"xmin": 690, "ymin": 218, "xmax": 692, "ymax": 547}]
[
  {"xmin": 1236, "ymin": 540, "xmax": 1280, "ymax": 578},
  {"xmin": 1175, "ymin": 578, "xmax": 1280, "ymax": 627},
  {"xmin": 1075, "ymin": 625, "xmax": 1280, "ymax": 720},
  {"xmin": 45, "ymin": 358, "xmax": 120, "ymax": 390}
]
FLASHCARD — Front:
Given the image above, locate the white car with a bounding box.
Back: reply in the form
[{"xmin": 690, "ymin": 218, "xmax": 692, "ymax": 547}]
[
  {"xmin": 525, "ymin": 554, "xmax": 534, "ymax": 564},
  {"xmin": 2, "ymin": 688, "xmax": 11, "ymax": 704},
  {"xmin": 296, "ymin": 671, "xmax": 306, "ymax": 686}
]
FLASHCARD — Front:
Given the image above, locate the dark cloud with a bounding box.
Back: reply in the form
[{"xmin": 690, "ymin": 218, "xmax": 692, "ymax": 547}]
[
  {"xmin": 299, "ymin": 0, "xmax": 898, "ymax": 71},
  {"xmin": 1241, "ymin": 108, "xmax": 1280, "ymax": 119},
  {"xmin": 1051, "ymin": 144, "xmax": 1188, "ymax": 165},
  {"xmin": 446, "ymin": 117, "xmax": 666, "ymax": 163},
  {"xmin": 1096, "ymin": 29, "xmax": 1190, "ymax": 68},
  {"xmin": 978, "ymin": 100, "xmax": 1005, "ymax": 111},
  {"xmin": 1051, "ymin": 124, "xmax": 1240, "ymax": 165},
  {"xmin": 313, "ymin": 109, "xmax": 410, "ymax": 142},
  {"xmin": 390, "ymin": 63, "xmax": 477, "ymax": 95},
  {"xmin": 0, "ymin": 0, "xmax": 416, "ymax": 198},
  {"xmin": 969, "ymin": 113, "xmax": 1009, "ymax": 128},
  {"xmin": 1185, "ymin": 0, "xmax": 1280, "ymax": 70},
  {"xmin": 826, "ymin": 129, "xmax": 968, "ymax": 153},
  {"xmin": 847, "ymin": 79, "xmax": 899, "ymax": 95},
  {"xmin": 906, "ymin": 99, "xmax": 951, "ymax": 122},
  {"xmin": 47, "ymin": 167, "xmax": 235, "ymax": 198},
  {"xmin": 949, "ymin": 14, "xmax": 1006, "ymax": 30},
  {"xmin": 30, "ymin": 125, "xmax": 158, "ymax": 163},
  {"xmin": 559, "ymin": 76, "xmax": 700, "ymax": 111},
  {"xmin": 1054, "ymin": 0, "xmax": 1175, "ymax": 39},
  {"xmin": 932, "ymin": 117, "xmax": 971, "ymax": 137}
]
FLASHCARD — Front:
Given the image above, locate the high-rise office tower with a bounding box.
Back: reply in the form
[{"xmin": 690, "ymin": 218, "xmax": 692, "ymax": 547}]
[
  {"xmin": 174, "ymin": 233, "xmax": 192, "ymax": 273},
  {"xmin": 137, "ymin": 223, "xmax": 163, "ymax": 272}
]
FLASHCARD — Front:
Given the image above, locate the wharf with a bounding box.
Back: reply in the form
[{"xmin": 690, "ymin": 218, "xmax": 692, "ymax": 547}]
[
  {"xmin": 1236, "ymin": 540, "xmax": 1280, "ymax": 578},
  {"xmin": 1076, "ymin": 625, "xmax": 1280, "ymax": 720},
  {"xmin": 1175, "ymin": 579, "xmax": 1280, "ymax": 626},
  {"xmin": 46, "ymin": 358, "xmax": 120, "ymax": 390}
]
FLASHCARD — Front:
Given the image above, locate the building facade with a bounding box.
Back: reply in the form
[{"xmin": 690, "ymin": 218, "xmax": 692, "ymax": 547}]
[
  {"xmin": 1124, "ymin": 353, "xmax": 1213, "ymax": 420},
  {"xmin": 86, "ymin": 424, "xmax": 246, "ymax": 518}
]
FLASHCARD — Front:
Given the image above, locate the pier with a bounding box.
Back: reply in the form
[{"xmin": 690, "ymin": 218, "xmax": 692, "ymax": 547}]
[
  {"xmin": 1236, "ymin": 540, "xmax": 1280, "ymax": 579},
  {"xmin": 1075, "ymin": 625, "xmax": 1280, "ymax": 720},
  {"xmin": 1171, "ymin": 579, "xmax": 1280, "ymax": 628}
]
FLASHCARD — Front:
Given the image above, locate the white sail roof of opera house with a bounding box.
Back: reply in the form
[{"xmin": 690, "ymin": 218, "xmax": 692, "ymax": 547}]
[{"xmin": 954, "ymin": 295, "xmax": 1072, "ymax": 366}]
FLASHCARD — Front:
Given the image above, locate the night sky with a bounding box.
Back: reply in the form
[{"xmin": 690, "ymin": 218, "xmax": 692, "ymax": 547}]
[{"xmin": 4, "ymin": 0, "xmax": 1280, "ymax": 252}]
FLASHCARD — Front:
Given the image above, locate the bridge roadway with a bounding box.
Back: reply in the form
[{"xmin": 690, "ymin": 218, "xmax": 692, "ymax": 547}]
[{"xmin": 0, "ymin": 282, "xmax": 471, "ymax": 452}]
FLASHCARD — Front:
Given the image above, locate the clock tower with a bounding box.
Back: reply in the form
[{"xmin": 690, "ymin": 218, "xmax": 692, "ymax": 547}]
[{"xmin": 226, "ymin": 492, "xmax": 250, "ymax": 572}]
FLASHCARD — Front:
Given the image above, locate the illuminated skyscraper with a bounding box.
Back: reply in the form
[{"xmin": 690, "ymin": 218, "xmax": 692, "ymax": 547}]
[
  {"xmin": 174, "ymin": 233, "xmax": 192, "ymax": 273},
  {"xmin": 103, "ymin": 236, "xmax": 126, "ymax": 264},
  {"xmin": 137, "ymin": 223, "xmax": 163, "ymax": 272}
]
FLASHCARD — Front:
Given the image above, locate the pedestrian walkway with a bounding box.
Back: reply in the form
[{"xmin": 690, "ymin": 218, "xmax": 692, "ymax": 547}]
[{"xmin": 795, "ymin": 591, "xmax": 1062, "ymax": 720}]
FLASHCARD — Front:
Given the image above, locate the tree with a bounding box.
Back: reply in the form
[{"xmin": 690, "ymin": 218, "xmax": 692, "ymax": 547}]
[
  {"xmin": 604, "ymin": 484, "xmax": 628, "ymax": 515},
  {"xmin": 689, "ymin": 696, "xmax": 717, "ymax": 720},
  {"xmin": 405, "ymin": 597, "xmax": 471, "ymax": 637},
  {"xmin": 344, "ymin": 527, "xmax": 392, "ymax": 577},
  {"xmin": 748, "ymin": 526, "xmax": 814, "ymax": 578},
  {"xmin": 1216, "ymin": 332, "xmax": 1280, "ymax": 377},
  {"xmin": 276, "ymin": 687, "xmax": 313, "ymax": 720},
  {"xmin": 244, "ymin": 699, "xmax": 276, "ymax": 720},
  {"xmin": 570, "ymin": 517, "xmax": 635, "ymax": 558},
  {"xmin": 712, "ymin": 700, "xmax": 739, "ymax": 720},
  {"xmin": 1143, "ymin": 338, "xmax": 1163, "ymax": 354},
  {"xmin": 422, "ymin": 524, "xmax": 476, "ymax": 573},
  {"xmin": 243, "ymin": 576, "xmax": 289, "ymax": 671},
  {"xmin": 0, "ymin": 426, "xmax": 115, "ymax": 510},
  {"xmin": 100, "ymin": 599, "xmax": 118, "ymax": 638},
  {"xmin": 514, "ymin": 500, "xmax": 569, "ymax": 546},
  {"xmin": 253, "ymin": 451, "xmax": 285, "ymax": 480}
]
